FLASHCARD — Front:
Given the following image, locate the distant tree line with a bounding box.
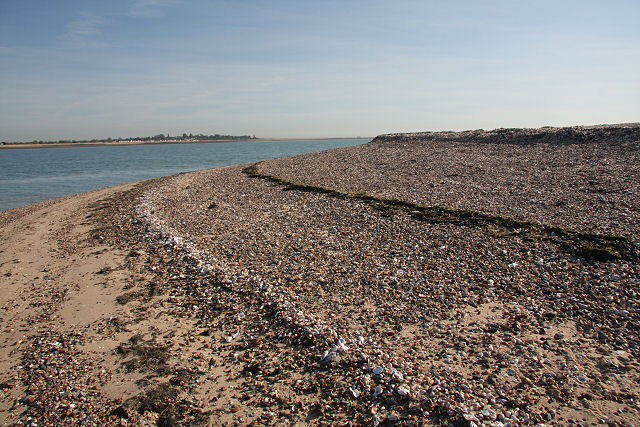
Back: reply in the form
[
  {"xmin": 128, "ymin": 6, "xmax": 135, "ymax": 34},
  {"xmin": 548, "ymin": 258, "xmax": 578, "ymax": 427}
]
[
  {"xmin": 176, "ymin": 133, "xmax": 257, "ymax": 141},
  {"xmin": 1, "ymin": 132, "xmax": 257, "ymax": 145}
]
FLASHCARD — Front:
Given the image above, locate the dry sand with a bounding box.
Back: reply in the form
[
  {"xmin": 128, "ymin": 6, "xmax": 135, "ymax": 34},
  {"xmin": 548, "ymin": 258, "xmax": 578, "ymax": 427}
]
[{"xmin": 1, "ymin": 124, "xmax": 639, "ymax": 426}]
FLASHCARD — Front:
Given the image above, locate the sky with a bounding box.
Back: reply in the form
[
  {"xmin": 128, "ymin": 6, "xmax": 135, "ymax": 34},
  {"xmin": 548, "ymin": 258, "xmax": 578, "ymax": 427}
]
[{"xmin": 0, "ymin": 0, "xmax": 639, "ymax": 141}]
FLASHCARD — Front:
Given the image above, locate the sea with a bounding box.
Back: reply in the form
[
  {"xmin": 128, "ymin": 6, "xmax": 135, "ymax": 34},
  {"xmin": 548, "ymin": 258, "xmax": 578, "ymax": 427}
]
[{"xmin": 0, "ymin": 138, "xmax": 367, "ymax": 211}]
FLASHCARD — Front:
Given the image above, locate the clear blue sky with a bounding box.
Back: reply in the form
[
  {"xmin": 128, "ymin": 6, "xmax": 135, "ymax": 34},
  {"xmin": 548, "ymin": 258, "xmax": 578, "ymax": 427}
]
[{"xmin": 1, "ymin": 0, "xmax": 638, "ymax": 141}]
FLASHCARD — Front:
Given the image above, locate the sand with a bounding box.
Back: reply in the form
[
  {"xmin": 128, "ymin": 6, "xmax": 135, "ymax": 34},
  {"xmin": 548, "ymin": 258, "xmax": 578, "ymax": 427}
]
[{"xmin": 1, "ymin": 124, "xmax": 639, "ymax": 426}]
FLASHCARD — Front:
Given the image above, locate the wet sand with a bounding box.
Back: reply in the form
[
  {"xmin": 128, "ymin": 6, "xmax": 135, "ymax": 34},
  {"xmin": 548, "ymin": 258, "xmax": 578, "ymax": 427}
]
[{"xmin": 1, "ymin": 124, "xmax": 639, "ymax": 426}]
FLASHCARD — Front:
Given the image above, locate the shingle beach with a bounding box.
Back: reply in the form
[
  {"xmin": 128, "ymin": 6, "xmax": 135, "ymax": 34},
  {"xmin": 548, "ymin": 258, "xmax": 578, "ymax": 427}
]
[{"xmin": 1, "ymin": 124, "xmax": 639, "ymax": 426}]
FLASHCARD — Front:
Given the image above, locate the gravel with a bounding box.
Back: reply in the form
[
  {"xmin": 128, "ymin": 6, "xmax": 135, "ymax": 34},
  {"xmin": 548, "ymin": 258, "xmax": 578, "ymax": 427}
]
[
  {"xmin": 260, "ymin": 123, "xmax": 640, "ymax": 240},
  {"xmin": 3, "ymin": 124, "xmax": 639, "ymax": 425}
]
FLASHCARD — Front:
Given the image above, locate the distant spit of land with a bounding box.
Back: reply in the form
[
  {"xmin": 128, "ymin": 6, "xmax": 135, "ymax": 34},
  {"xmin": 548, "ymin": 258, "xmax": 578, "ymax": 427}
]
[
  {"xmin": 1, "ymin": 123, "xmax": 639, "ymax": 426},
  {"xmin": 0, "ymin": 133, "xmax": 256, "ymax": 149},
  {"xmin": 0, "ymin": 134, "xmax": 369, "ymax": 149}
]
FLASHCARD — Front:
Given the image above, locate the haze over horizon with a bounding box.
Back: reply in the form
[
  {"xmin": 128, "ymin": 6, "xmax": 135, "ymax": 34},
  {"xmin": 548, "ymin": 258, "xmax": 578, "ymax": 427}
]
[{"xmin": 1, "ymin": 0, "xmax": 639, "ymax": 142}]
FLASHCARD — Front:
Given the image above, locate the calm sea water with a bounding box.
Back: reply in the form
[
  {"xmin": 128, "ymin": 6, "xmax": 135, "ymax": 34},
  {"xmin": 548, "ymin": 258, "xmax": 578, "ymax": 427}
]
[{"xmin": 0, "ymin": 138, "xmax": 366, "ymax": 211}]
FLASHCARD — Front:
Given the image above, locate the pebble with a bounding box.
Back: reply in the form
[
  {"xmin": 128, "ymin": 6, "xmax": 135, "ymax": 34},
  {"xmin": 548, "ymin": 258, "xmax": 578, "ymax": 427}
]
[{"xmin": 396, "ymin": 385, "xmax": 410, "ymax": 397}]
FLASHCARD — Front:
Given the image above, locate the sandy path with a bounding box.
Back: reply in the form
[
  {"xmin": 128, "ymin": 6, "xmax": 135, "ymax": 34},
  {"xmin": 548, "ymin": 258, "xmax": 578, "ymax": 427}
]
[
  {"xmin": 0, "ymin": 180, "xmax": 270, "ymax": 426},
  {"xmin": 0, "ymin": 187, "xmax": 141, "ymax": 424}
]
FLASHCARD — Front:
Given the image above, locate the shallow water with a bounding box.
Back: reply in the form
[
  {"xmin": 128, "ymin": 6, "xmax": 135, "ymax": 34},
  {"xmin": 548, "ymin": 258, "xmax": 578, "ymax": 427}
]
[{"xmin": 0, "ymin": 138, "xmax": 366, "ymax": 211}]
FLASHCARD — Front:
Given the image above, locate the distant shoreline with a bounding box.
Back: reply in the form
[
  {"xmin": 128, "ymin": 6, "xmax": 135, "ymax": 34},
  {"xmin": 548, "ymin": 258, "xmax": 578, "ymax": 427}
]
[{"xmin": 0, "ymin": 137, "xmax": 370, "ymax": 150}]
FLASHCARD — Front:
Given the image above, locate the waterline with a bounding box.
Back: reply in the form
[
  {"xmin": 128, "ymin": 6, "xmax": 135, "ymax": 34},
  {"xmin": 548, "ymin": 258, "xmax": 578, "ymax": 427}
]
[{"xmin": 0, "ymin": 139, "xmax": 367, "ymax": 211}]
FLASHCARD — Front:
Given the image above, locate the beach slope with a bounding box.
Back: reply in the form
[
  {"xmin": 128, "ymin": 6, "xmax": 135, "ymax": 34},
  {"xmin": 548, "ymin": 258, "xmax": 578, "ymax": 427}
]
[{"xmin": 1, "ymin": 124, "xmax": 639, "ymax": 425}]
